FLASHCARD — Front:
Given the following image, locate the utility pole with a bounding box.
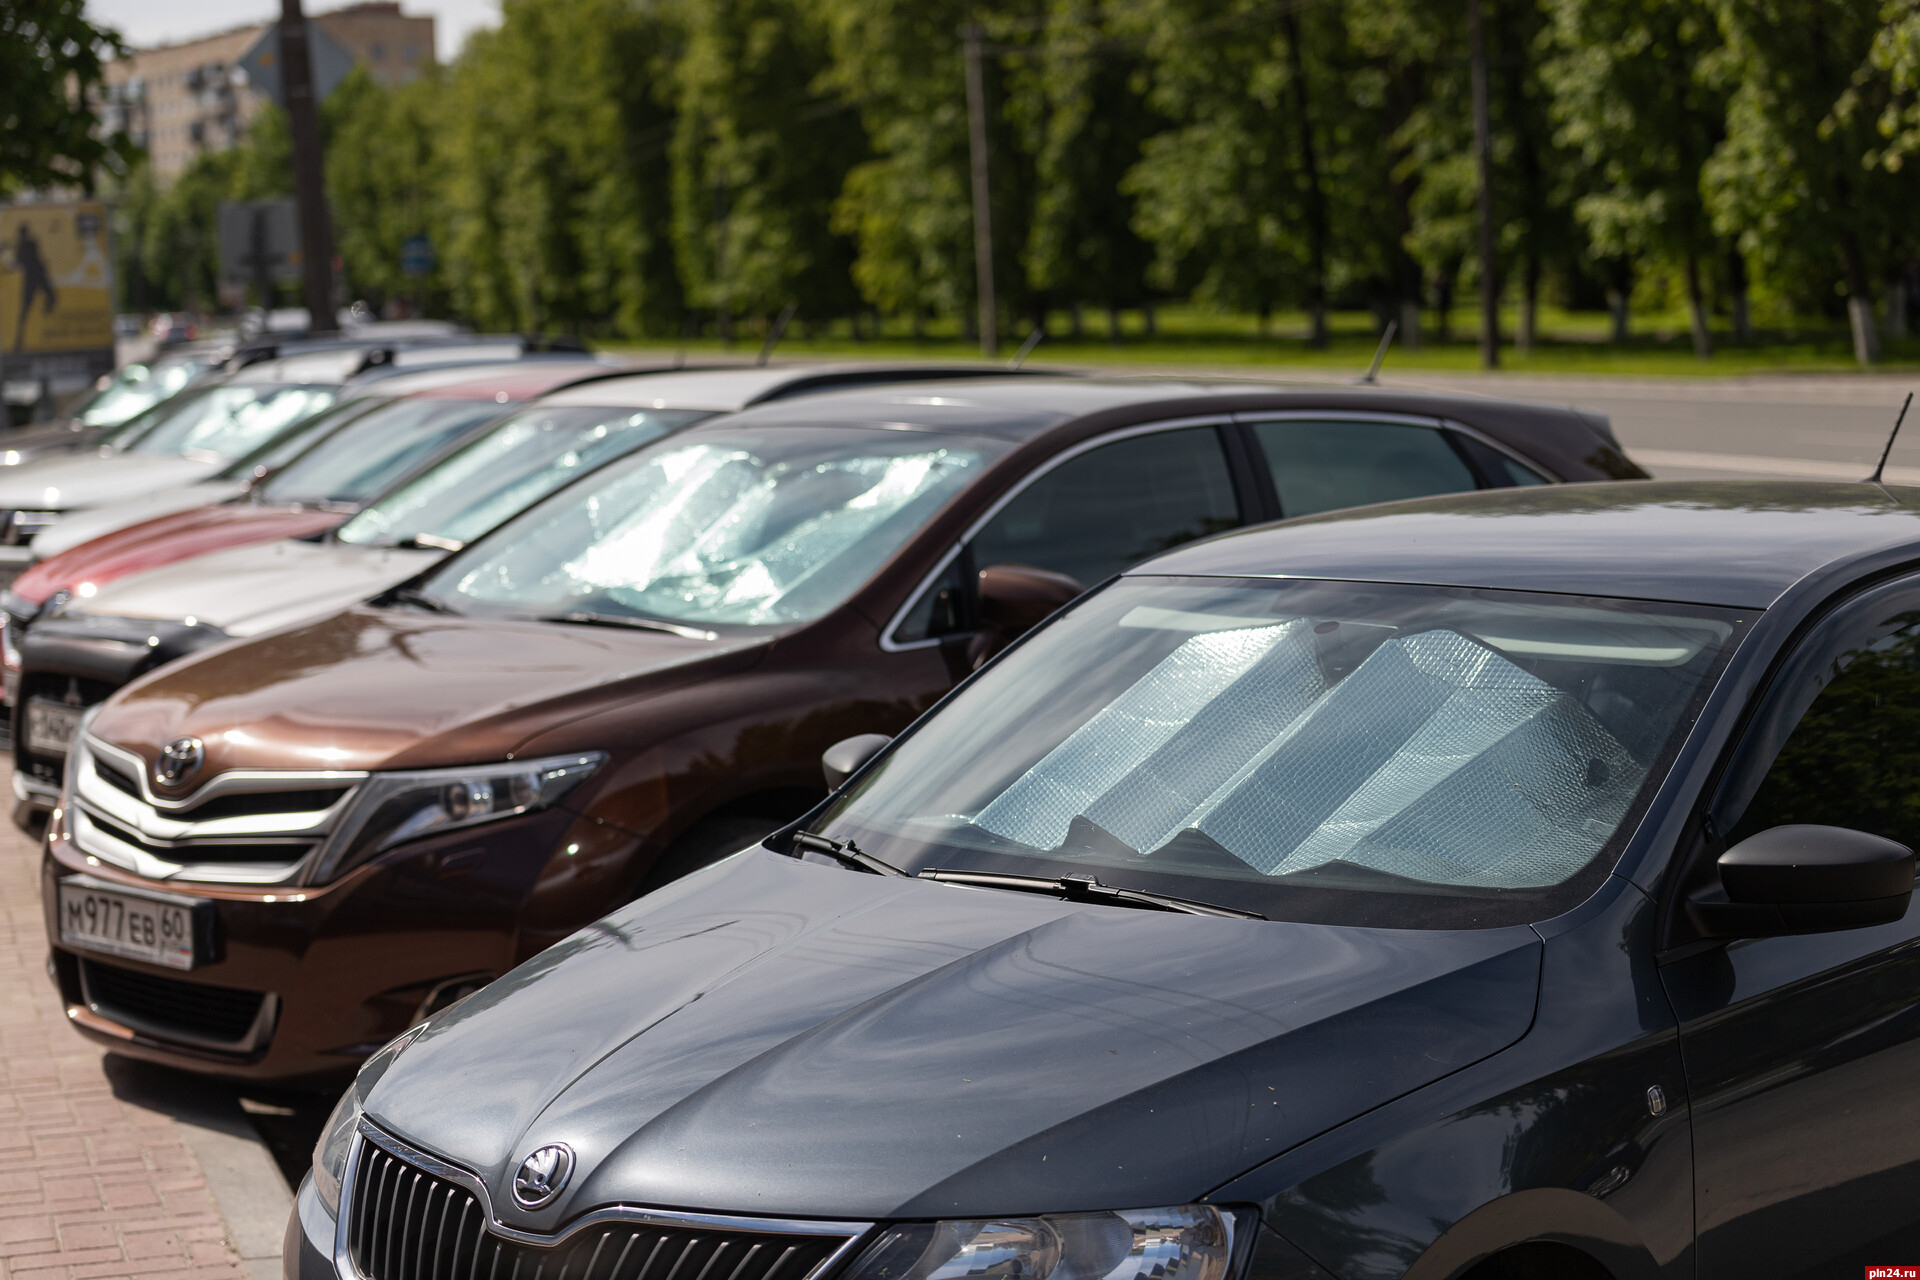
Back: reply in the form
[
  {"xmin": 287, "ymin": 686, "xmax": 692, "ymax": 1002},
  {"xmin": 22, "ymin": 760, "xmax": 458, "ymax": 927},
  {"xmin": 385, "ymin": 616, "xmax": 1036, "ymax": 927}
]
[
  {"xmin": 1468, "ymin": 0, "xmax": 1498, "ymax": 369},
  {"xmin": 281, "ymin": 0, "xmax": 336, "ymax": 335},
  {"xmin": 962, "ymin": 24, "xmax": 998, "ymax": 358}
]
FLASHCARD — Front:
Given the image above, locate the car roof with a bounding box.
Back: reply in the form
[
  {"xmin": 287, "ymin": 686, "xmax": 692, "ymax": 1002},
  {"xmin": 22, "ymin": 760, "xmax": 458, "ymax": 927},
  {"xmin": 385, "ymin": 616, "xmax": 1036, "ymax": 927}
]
[
  {"xmin": 533, "ymin": 362, "xmax": 1039, "ymax": 412},
  {"xmin": 1137, "ymin": 480, "xmax": 1920, "ymax": 609},
  {"xmin": 707, "ymin": 377, "xmax": 1633, "ymax": 481},
  {"xmin": 386, "ymin": 361, "xmax": 612, "ymax": 401},
  {"xmin": 225, "ymin": 349, "xmax": 369, "ymax": 385}
]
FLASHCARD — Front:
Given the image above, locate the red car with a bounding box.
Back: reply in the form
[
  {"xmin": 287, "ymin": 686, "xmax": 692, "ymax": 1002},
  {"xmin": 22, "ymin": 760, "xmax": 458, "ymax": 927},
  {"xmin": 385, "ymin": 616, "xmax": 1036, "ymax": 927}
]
[{"xmin": 0, "ymin": 360, "xmax": 611, "ymax": 715}]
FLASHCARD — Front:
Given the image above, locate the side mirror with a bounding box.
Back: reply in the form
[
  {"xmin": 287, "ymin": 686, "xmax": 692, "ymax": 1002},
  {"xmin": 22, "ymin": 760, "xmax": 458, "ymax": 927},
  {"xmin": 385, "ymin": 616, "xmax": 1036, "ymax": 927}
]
[
  {"xmin": 966, "ymin": 563, "xmax": 1084, "ymax": 669},
  {"xmin": 1687, "ymin": 824, "xmax": 1914, "ymax": 938},
  {"xmin": 823, "ymin": 733, "xmax": 891, "ymax": 790}
]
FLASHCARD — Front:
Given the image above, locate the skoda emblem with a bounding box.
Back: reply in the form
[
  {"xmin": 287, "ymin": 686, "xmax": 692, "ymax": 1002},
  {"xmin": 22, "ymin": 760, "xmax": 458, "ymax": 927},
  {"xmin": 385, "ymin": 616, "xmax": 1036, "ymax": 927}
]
[
  {"xmin": 513, "ymin": 1144, "xmax": 574, "ymax": 1209},
  {"xmin": 156, "ymin": 736, "xmax": 204, "ymax": 786}
]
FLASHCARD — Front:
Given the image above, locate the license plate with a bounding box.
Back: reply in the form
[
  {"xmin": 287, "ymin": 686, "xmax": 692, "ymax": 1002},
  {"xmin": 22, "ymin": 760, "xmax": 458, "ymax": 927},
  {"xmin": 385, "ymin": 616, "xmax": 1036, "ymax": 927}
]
[
  {"xmin": 58, "ymin": 875, "xmax": 207, "ymax": 970},
  {"xmin": 25, "ymin": 697, "xmax": 85, "ymax": 760}
]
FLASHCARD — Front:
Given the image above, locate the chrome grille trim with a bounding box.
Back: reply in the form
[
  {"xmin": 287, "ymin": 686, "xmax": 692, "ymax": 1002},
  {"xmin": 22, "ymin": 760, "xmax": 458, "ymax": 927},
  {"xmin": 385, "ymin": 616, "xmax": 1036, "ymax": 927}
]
[
  {"xmin": 85, "ymin": 734, "xmax": 368, "ymax": 812},
  {"xmin": 334, "ymin": 1122, "xmax": 874, "ymax": 1280},
  {"xmin": 69, "ymin": 736, "xmax": 365, "ymax": 885}
]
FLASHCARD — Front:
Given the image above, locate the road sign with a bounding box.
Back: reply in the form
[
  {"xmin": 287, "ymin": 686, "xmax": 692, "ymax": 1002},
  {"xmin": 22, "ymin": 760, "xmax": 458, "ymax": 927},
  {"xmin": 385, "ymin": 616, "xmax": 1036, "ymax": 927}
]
[
  {"xmin": 401, "ymin": 234, "xmax": 435, "ymax": 277},
  {"xmin": 237, "ymin": 20, "xmax": 354, "ymax": 110},
  {"xmin": 0, "ymin": 202, "xmax": 115, "ymax": 384},
  {"xmin": 218, "ymin": 199, "xmax": 303, "ymax": 297}
]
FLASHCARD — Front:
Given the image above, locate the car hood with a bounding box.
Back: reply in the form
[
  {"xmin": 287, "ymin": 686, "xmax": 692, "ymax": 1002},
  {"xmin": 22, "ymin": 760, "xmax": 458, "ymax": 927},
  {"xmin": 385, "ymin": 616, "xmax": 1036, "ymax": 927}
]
[
  {"xmin": 365, "ymin": 850, "xmax": 1542, "ymax": 1224},
  {"xmin": 29, "ymin": 481, "xmax": 249, "ymax": 558},
  {"xmin": 16, "ymin": 503, "xmax": 344, "ymax": 605},
  {"xmin": 90, "ymin": 604, "xmax": 772, "ymax": 777},
  {"xmin": 65, "ymin": 538, "xmax": 440, "ymax": 637},
  {"xmin": 0, "ymin": 453, "xmax": 220, "ymax": 513},
  {"xmin": 0, "ymin": 420, "xmax": 97, "ymax": 465}
]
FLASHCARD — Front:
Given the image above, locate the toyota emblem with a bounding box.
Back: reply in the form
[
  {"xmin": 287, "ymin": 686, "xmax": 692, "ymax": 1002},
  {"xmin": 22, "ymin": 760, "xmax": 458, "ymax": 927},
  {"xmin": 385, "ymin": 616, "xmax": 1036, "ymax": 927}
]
[
  {"xmin": 512, "ymin": 1144, "xmax": 574, "ymax": 1209},
  {"xmin": 155, "ymin": 736, "xmax": 204, "ymax": 786}
]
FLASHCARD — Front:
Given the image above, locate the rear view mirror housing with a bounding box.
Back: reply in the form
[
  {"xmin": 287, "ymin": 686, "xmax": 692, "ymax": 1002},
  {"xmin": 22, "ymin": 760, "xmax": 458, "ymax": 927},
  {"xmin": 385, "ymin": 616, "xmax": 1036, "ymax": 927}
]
[
  {"xmin": 822, "ymin": 733, "xmax": 892, "ymax": 790},
  {"xmin": 965, "ymin": 563, "xmax": 1084, "ymax": 669},
  {"xmin": 1687, "ymin": 824, "xmax": 1914, "ymax": 938}
]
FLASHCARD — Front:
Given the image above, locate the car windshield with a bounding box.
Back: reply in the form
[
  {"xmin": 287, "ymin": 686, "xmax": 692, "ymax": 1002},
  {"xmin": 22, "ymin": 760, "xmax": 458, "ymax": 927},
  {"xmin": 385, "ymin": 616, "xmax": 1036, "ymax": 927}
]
[
  {"xmin": 420, "ymin": 425, "xmax": 1007, "ymax": 627},
  {"xmin": 256, "ymin": 396, "xmax": 515, "ymax": 507},
  {"xmin": 123, "ymin": 382, "xmax": 338, "ymax": 460},
  {"xmin": 77, "ymin": 359, "xmax": 208, "ymax": 427},
  {"xmin": 212, "ymin": 394, "xmax": 390, "ymax": 482},
  {"xmin": 336, "ymin": 404, "xmax": 710, "ymax": 548},
  {"xmin": 816, "ymin": 577, "xmax": 1748, "ymax": 928}
]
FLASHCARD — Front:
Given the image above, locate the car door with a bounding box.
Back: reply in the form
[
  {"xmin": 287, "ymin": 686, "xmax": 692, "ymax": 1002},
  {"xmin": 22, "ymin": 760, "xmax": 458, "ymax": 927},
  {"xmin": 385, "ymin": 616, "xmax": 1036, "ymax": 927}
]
[
  {"xmin": 1660, "ymin": 575, "xmax": 1920, "ymax": 1279},
  {"xmin": 1234, "ymin": 411, "xmax": 1544, "ymax": 517},
  {"xmin": 883, "ymin": 418, "xmax": 1255, "ymax": 670}
]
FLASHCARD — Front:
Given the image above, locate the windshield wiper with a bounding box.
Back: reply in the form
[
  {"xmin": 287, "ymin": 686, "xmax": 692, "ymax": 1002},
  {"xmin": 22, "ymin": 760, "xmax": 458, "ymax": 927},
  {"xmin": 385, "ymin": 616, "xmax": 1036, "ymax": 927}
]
[
  {"xmin": 789, "ymin": 830, "xmax": 909, "ymax": 877},
  {"xmin": 917, "ymin": 868, "xmax": 1265, "ymax": 919},
  {"xmin": 383, "ymin": 586, "xmax": 459, "ymax": 614},
  {"xmin": 537, "ymin": 611, "xmax": 718, "ymax": 641}
]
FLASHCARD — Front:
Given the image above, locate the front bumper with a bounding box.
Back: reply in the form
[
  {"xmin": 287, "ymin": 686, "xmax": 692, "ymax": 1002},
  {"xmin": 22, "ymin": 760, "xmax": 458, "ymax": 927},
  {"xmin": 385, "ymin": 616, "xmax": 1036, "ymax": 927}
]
[{"xmin": 43, "ymin": 801, "xmax": 585, "ymax": 1083}]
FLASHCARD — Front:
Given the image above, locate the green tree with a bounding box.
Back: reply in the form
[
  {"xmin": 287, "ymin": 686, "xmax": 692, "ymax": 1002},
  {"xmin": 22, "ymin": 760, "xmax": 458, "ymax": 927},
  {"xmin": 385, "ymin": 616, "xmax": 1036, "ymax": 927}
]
[
  {"xmin": 669, "ymin": 0, "xmax": 863, "ymax": 338},
  {"xmin": 1543, "ymin": 0, "xmax": 1730, "ymax": 356},
  {"xmin": 1, "ymin": 0, "xmax": 131, "ymax": 195},
  {"xmin": 326, "ymin": 69, "xmax": 446, "ymax": 313},
  {"xmin": 437, "ymin": 0, "xmax": 683, "ymax": 336},
  {"xmin": 819, "ymin": 0, "xmax": 1043, "ymax": 331},
  {"xmin": 1003, "ymin": 2, "xmax": 1159, "ymax": 337},
  {"xmin": 1703, "ymin": 0, "xmax": 1913, "ymax": 362}
]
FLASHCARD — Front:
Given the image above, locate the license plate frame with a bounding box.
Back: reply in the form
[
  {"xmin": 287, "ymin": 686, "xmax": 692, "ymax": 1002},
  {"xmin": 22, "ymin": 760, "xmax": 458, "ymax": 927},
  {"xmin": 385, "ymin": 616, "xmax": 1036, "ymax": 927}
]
[
  {"xmin": 57, "ymin": 874, "xmax": 214, "ymax": 971},
  {"xmin": 25, "ymin": 697, "xmax": 86, "ymax": 761}
]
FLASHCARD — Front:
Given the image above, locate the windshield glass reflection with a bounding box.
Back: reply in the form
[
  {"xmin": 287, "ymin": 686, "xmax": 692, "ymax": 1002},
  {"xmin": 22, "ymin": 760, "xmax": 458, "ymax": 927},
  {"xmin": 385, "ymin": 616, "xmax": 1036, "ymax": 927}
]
[{"xmin": 818, "ymin": 577, "xmax": 1747, "ymax": 927}]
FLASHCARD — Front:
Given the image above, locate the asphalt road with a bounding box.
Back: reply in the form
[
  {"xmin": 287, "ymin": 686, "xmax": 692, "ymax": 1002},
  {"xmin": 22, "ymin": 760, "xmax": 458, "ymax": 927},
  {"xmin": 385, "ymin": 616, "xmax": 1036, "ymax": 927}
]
[{"xmin": 1352, "ymin": 370, "xmax": 1920, "ymax": 483}]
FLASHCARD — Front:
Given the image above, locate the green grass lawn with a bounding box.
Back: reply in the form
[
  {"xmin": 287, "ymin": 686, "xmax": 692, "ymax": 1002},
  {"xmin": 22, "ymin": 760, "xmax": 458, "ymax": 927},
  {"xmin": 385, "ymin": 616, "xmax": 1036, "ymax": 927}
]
[{"xmin": 601, "ymin": 302, "xmax": 1920, "ymax": 377}]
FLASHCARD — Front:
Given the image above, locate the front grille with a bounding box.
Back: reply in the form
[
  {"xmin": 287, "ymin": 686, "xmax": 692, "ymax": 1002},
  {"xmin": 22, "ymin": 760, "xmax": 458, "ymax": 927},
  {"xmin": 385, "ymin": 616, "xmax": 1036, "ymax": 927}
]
[
  {"xmin": 349, "ymin": 1141, "xmax": 853, "ymax": 1280},
  {"xmin": 80, "ymin": 958, "xmax": 266, "ymax": 1043},
  {"xmin": 67, "ymin": 737, "xmax": 365, "ymax": 885},
  {"xmin": 83, "ymin": 806, "xmax": 312, "ymax": 864}
]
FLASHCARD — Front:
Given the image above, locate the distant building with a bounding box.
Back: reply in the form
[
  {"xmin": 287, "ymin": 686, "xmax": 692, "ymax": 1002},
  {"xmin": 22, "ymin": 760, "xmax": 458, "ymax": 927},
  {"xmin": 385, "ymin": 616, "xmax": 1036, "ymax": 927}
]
[{"xmin": 98, "ymin": 2, "xmax": 436, "ymax": 183}]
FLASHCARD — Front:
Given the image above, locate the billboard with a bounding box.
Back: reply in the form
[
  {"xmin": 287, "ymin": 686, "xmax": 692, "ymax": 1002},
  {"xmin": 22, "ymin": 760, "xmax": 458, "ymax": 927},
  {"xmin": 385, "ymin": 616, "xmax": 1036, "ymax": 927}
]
[{"xmin": 0, "ymin": 201, "xmax": 116, "ymax": 384}]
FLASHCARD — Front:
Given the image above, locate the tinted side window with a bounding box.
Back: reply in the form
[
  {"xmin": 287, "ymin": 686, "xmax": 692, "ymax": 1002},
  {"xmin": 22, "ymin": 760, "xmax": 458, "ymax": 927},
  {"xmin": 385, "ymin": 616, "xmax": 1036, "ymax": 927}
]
[
  {"xmin": 971, "ymin": 427, "xmax": 1240, "ymax": 588},
  {"xmin": 1455, "ymin": 435, "xmax": 1551, "ymax": 487},
  {"xmin": 1251, "ymin": 419, "xmax": 1478, "ymax": 518},
  {"xmin": 1731, "ymin": 612, "xmax": 1920, "ymax": 849}
]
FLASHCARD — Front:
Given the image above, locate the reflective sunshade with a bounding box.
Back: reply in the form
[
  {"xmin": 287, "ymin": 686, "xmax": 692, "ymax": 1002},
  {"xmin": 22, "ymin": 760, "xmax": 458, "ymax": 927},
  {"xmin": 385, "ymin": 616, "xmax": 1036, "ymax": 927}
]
[
  {"xmin": 124, "ymin": 383, "xmax": 337, "ymax": 460},
  {"xmin": 336, "ymin": 405, "xmax": 709, "ymax": 548},
  {"xmin": 818, "ymin": 577, "xmax": 1748, "ymax": 927},
  {"xmin": 420, "ymin": 426, "xmax": 1007, "ymax": 626}
]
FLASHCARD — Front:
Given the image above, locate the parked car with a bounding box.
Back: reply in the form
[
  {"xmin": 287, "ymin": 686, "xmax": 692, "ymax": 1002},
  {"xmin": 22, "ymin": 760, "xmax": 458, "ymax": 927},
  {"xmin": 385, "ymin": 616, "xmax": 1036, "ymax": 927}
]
[
  {"xmin": 0, "ymin": 360, "xmax": 607, "ymax": 770},
  {"xmin": 0, "ymin": 339, "xmax": 612, "ymax": 579},
  {"xmin": 30, "ymin": 348, "xmax": 621, "ymax": 562},
  {"xmin": 39, "ymin": 380, "xmax": 1639, "ymax": 1082},
  {"xmin": 8, "ymin": 364, "xmax": 1019, "ymax": 805},
  {"xmin": 281, "ymin": 478, "xmax": 1920, "ymax": 1280}
]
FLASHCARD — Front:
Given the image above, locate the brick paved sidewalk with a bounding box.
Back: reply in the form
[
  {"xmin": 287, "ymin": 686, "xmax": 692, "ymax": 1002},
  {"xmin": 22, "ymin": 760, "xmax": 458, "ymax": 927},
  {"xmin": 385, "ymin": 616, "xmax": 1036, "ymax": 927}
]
[{"xmin": 0, "ymin": 809, "xmax": 255, "ymax": 1280}]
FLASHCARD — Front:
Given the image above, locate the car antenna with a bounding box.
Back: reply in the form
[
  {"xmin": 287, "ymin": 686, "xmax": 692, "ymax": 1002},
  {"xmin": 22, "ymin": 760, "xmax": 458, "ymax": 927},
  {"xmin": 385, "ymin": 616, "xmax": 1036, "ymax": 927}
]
[
  {"xmin": 757, "ymin": 302, "xmax": 798, "ymax": 367},
  {"xmin": 1355, "ymin": 320, "xmax": 1398, "ymax": 385},
  {"xmin": 1868, "ymin": 391, "xmax": 1914, "ymax": 484},
  {"xmin": 1008, "ymin": 325, "xmax": 1045, "ymax": 370}
]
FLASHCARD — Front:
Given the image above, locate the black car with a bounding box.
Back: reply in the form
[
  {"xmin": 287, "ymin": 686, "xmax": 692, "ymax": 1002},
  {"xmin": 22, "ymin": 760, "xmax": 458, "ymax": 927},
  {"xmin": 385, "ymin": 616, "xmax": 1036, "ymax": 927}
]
[{"xmin": 292, "ymin": 480, "xmax": 1920, "ymax": 1280}]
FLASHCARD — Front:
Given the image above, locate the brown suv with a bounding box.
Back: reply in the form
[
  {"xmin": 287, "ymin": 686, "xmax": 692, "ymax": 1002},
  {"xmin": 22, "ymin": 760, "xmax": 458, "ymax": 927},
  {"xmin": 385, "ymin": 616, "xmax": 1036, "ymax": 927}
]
[{"xmin": 40, "ymin": 378, "xmax": 1642, "ymax": 1081}]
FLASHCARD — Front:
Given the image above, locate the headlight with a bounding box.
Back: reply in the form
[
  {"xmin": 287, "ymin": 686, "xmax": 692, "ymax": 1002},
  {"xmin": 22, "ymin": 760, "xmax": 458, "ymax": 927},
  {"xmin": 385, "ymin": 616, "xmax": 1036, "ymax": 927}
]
[
  {"xmin": 312, "ymin": 1023, "xmax": 425, "ymax": 1215},
  {"xmin": 308, "ymin": 752, "xmax": 605, "ymax": 882},
  {"xmin": 843, "ymin": 1206, "xmax": 1245, "ymax": 1280}
]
